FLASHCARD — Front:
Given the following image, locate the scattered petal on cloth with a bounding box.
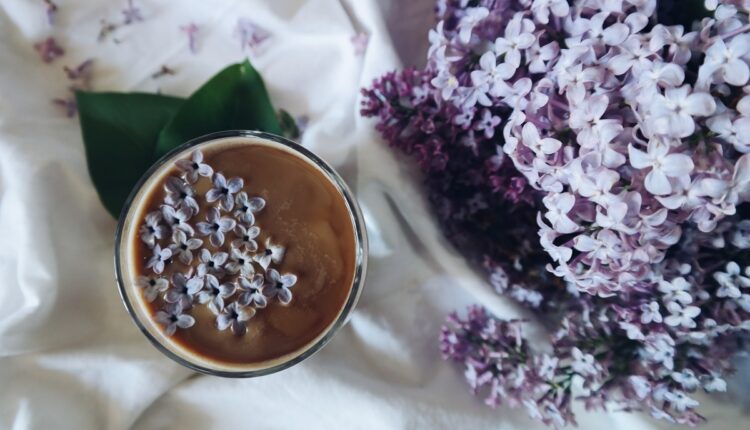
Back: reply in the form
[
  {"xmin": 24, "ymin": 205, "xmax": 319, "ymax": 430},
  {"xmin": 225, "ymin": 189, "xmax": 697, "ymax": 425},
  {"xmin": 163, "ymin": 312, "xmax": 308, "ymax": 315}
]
[
  {"xmin": 43, "ymin": 0, "xmax": 58, "ymax": 26},
  {"xmin": 180, "ymin": 23, "xmax": 199, "ymax": 54},
  {"xmin": 351, "ymin": 32, "xmax": 369, "ymax": 55},
  {"xmin": 33, "ymin": 37, "xmax": 64, "ymax": 63},
  {"xmin": 0, "ymin": 1, "xmax": 748, "ymax": 430}
]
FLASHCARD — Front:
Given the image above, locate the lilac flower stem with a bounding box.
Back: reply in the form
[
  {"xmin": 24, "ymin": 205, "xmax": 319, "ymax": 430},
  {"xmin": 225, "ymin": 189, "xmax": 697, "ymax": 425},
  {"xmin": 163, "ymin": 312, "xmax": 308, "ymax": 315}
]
[
  {"xmin": 548, "ymin": 98, "xmax": 569, "ymax": 112},
  {"xmin": 717, "ymin": 23, "xmax": 750, "ymax": 41}
]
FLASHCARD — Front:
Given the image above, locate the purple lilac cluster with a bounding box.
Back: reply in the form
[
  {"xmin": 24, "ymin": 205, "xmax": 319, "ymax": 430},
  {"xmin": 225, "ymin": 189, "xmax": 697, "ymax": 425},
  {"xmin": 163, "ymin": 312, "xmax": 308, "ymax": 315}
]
[
  {"xmin": 362, "ymin": 0, "xmax": 750, "ymax": 426},
  {"xmin": 137, "ymin": 149, "xmax": 298, "ymax": 337}
]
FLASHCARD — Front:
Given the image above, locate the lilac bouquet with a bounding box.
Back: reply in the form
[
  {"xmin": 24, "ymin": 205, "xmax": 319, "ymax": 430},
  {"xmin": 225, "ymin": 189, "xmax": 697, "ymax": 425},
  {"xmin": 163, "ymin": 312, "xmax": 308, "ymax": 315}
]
[{"xmin": 361, "ymin": 0, "xmax": 750, "ymax": 426}]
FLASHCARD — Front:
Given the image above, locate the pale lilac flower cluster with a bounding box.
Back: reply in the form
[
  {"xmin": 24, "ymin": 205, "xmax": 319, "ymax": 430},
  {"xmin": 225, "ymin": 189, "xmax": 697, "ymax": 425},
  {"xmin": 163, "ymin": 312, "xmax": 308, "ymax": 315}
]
[
  {"xmin": 364, "ymin": 0, "xmax": 750, "ymax": 427},
  {"xmin": 138, "ymin": 149, "xmax": 298, "ymax": 337}
]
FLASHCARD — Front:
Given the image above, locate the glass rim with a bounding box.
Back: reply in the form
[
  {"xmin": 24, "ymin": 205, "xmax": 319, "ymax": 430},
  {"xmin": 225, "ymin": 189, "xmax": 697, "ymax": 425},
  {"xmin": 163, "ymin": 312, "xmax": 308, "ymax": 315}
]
[{"xmin": 114, "ymin": 130, "xmax": 368, "ymax": 378}]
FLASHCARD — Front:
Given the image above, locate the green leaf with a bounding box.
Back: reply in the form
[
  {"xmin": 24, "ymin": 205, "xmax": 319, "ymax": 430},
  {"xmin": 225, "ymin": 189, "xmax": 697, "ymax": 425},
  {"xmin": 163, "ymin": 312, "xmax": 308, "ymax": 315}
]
[
  {"xmin": 155, "ymin": 59, "xmax": 282, "ymax": 157},
  {"xmin": 76, "ymin": 91, "xmax": 185, "ymax": 217},
  {"xmin": 278, "ymin": 109, "xmax": 301, "ymax": 140}
]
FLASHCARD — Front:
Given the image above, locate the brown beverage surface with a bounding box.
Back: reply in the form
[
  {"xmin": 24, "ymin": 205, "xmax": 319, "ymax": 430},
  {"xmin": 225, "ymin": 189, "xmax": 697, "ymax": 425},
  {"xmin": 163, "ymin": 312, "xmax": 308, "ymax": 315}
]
[{"xmin": 130, "ymin": 140, "xmax": 356, "ymax": 365}]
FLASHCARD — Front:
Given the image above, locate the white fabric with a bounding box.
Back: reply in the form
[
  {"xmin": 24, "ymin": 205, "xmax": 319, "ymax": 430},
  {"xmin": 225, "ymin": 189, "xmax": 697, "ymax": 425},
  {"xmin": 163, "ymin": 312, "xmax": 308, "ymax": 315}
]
[{"xmin": 0, "ymin": 0, "xmax": 748, "ymax": 428}]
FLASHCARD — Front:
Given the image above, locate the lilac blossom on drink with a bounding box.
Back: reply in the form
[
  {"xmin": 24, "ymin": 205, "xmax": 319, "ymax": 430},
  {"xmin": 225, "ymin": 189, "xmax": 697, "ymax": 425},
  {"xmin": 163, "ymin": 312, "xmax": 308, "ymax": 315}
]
[
  {"xmin": 232, "ymin": 223, "xmax": 260, "ymax": 252},
  {"xmin": 196, "ymin": 207, "xmax": 236, "ymax": 247},
  {"xmin": 206, "ymin": 173, "xmax": 243, "ymax": 211},
  {"xmin": 197, "ymin": 274, "xmax": 235, "ymax": 315},
  {"xmin": 140, "ymin": 210, "xmax": 167, "ymax": 248},
  {"xmin": 165, "ymin": 271, "xmax": 202, "ymax": 308},
  {"xmin": 237, "ymin": 274, "xmax": 267, "ymax": 308},
  {"xmin": 146, "ymin": 244, "xmax": 172, "ymax": 274},
  {"xmin": 164, "ymin": 176, "xmax": 199, "ymax": 215},
  {"xmin": 225, "ymin": 247, "xmax": 254, "ymax": 276},
  {"xmin": 217, "ymin": 302, "xmax": 255, "ymax": 335},
  {"xmin": 234, "ymin": 192, "xmax": 265, "ymax": 225},
  {"xmin": 168, "ymin": 229, "xmax": 203, "ymax": 265},
  {"xmin": 155, "ymin": 302, "xmax": 195, "ymax": 336},
  {"xmin": 135, "ymin": 275, "xmax": 168, "ymax": 302},
  {"xmin": 196, "ymin": 248, "xmax": 228, "ymax": 278},
  {"xmin": 262, "ymin": 268, "xmax": 297, "ymax": 305},
  {"xmin": 175, "ymin": 149, "xmax": 213, "ymax": 183},
  {"xmin": 161, "ymin": 204, "xmax": 194, "ymax": 236},
  {"xmin": 253, "ymin": 237, "xmax": 285, "ymax": 270}
]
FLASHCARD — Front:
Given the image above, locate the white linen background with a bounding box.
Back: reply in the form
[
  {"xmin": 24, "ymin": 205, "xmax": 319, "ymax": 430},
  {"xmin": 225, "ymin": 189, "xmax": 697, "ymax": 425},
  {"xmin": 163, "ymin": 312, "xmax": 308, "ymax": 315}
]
[{"xmin": 0, "ymin": 0, "xmax": 748, "ymax": 429}]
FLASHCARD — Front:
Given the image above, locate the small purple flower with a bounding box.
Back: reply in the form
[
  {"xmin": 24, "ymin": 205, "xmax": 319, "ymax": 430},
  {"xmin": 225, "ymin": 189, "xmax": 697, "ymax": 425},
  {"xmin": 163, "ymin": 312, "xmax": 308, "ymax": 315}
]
[
  {"xmin": 196, "ymin": 207, "xmax": 236, "ymax": 247},
  {"xmin": 180, "ymin": 22, "xmax": 199, "ymax": 54},
  {"xmin": 658, "ymin": 277, "xmax": 693, "ymax": 305},
  {"xmin": 664, "ymin": 301, "xmax": 701, "ymax": 329},
  {"xmin": 122, "ymin": 0, "xmax": 143, "ymax": 25},
  {"xmin": 34, "ymin": 37, "xmax": 64, "ymax": 63},
  {"xmin": 155, "ymin": 302, "xmax": 195, "ymax": 336},
  {"xmin": 206, "ymin": 173, "xmax": 243, "ymax": 211},
  {"xmin": 217, "ymin": 302, "xmax": 255, "ymax": 335},
  {"xmin": 175, "ymin": 150, "xmax": 213, "ymax": 183},
  {"xmin": 234, "ymin": 192, "xmax": 265, "ymax": 224},
  {"xmin": 570, "ymin": 347, "xmax": 599, "ymax": 376},
  {"xmin": 672, "ymin": 369, "xmax": 700, "ymax": 391},
  {"xmin": 197, "ymin": 274, "xmax": 235, "ymax": 314},
  {"xmin": 262, "ymin": 268, "xmax": 297, "ymax": 305},
  {"xmin": 196, "ymin": 248, "xmax": 229, "ymax": 278},
  {"xmin": 713, "ymin": 261, "xmax": 750, "ymax": 299},
  {"xmin": 237, "ymin": 274, "xmax": 267, "ymax": 308},
  {"xmin": 225, "ymin": 247, "xmax": 254, "ymax": 276},
  {"xmin": 234, "ymin": 18, "xmax": 270, "ymax": 53},
  {"xmin": 703, "ymin": 376, "xmax": 727, "ymax": 392},
  {"xmin": 453, "ymin": 106, "xmax": 476, "ymax": 129},
  {"xmin": 456, "ymin": 7, "xmax": 489, "ymax": 44},
  {"xmin": 431, "ymin": 70, "xmax": 459, "ymax": 100},
  {"xmin": 146, "ymin": 244, "xmax": 172, "ymax": 274},
  {"xmin": 253, "ymin": 237, "xmax": 285, "ymax": 270},
  {"xmin": 663, "ymin": 390, "xmax": 699, "ymax": 413},
  {"xmin": 629, "ymin": 376, "xmax": 651, "ymax": 400},
  {"xmin": 232, "ymin": 223, "xmax": 260, "ymax": 251},
  {"xmin": 168, "ymin": 229, "xmax": 203, "ymax": 265},
  {"xmin": 474, "ymin": 109, "xmax": 501, "ymax": 139},
  {"xmin": 161, "ymin": 204, "xmax": 194, "ymax": 235},
  {"xmin": 542, "ymin": 192, "xmax": 578, "ymax": 234},
  {"xmin": 164, "ymin": 176, "xmax": 199, "ymax": 215},
  {"xmin": 135, "ymin": 275, "xmax": 168, "ymax": 302},
  {"xmin": 140, "ymin": 210, "xmax": 168, "ymax": 248},
  {"xmin": 640, "ymin": 301, "xmax": 662, "ymax": 324},
  {"xmin": 165, "ymin": 271, "xmax": 203, "ymax": 307},
  {"xmin": 629, "ymin": 140, "xmax": 695, "ymax": 194}
]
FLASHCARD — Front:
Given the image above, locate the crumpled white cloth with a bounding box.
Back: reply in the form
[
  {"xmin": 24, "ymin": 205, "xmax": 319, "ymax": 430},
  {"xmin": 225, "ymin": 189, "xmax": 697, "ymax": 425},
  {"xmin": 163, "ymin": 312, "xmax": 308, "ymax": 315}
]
[{"xmin": 0, "ymin": 0, "xmax": 748, "ymax": 428}]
